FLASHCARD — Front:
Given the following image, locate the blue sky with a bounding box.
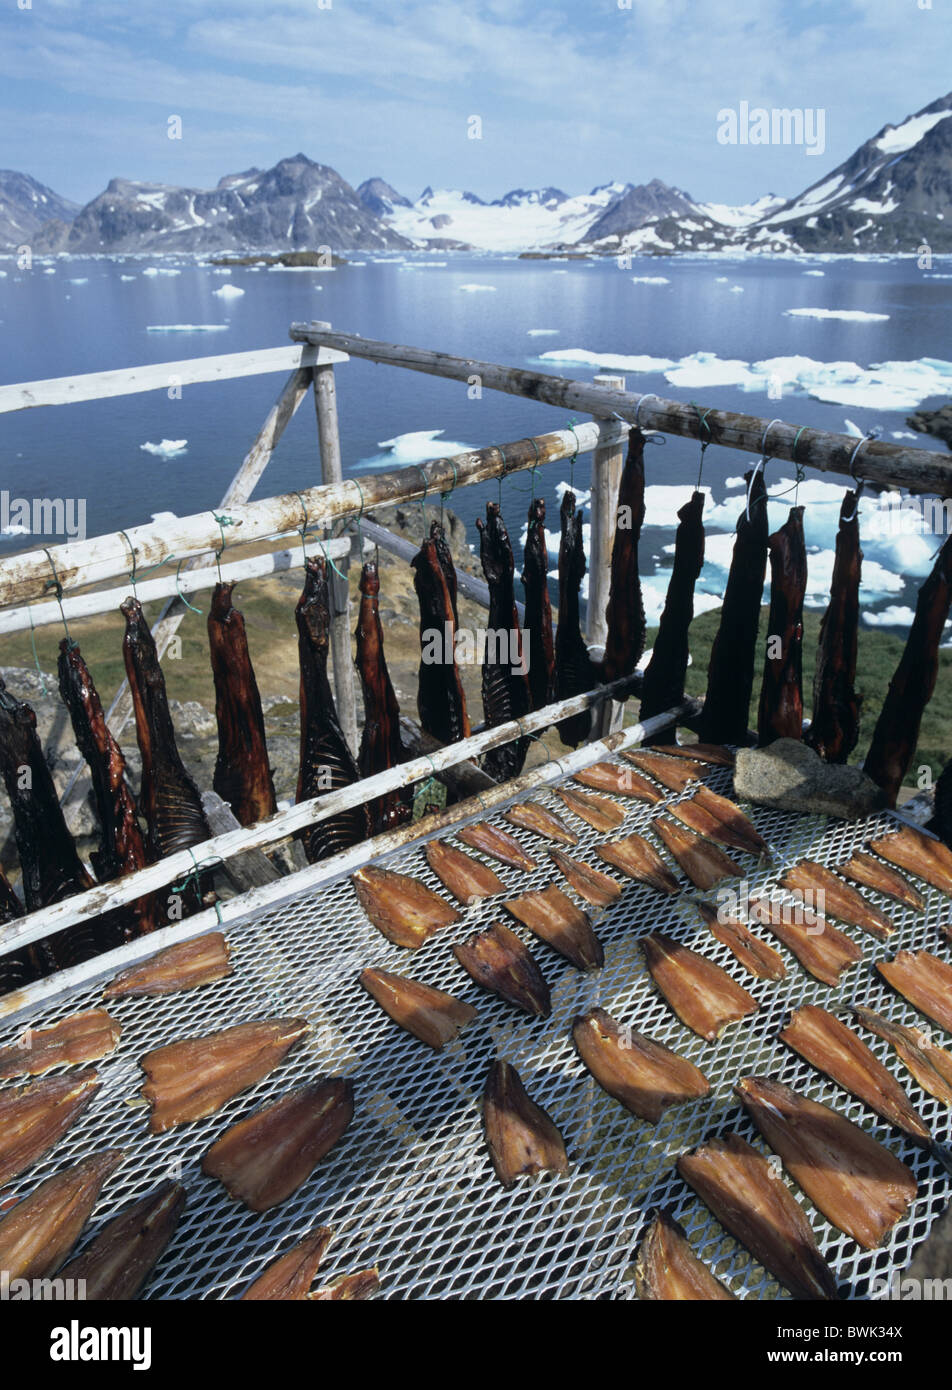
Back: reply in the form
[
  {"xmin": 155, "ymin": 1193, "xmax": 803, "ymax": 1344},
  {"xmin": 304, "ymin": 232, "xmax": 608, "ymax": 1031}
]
[{"xmin": 1, "ymin": 0, "xmax": 950, "ymax": 207}]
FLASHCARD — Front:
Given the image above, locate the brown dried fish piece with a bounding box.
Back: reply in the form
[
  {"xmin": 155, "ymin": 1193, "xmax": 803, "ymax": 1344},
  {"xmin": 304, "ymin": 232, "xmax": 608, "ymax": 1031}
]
[
  {"xmin": 549, "ymin": 850, "xmax": 622, "ymax": 908},
  {"xmin": 573, "ymin": 762, "xmax": 662, "ymax": 800},
  {"xmin": 782, "ymin": 860, "xmax": 895, "ymax": 941},
  {"xmin": 748, "ymin": 896, "xmax": 863, "ymax": 988},
  {"xmin": 59, "ymin": 1181, "xmax": 186, "ymax": 1299},
  {"xmin": 141, "ymin": 1016, "xmax": 309, "ymax": 1134},
  {"xmin": 696, "ymin": 902, "xmax": 787, "ymax": 981},
  {"xmin": 868, "ymin": 824, "xmax": 952, "ymax": 896},
  {"xmin": 0, "ymin": 1069, "xmax": 101, "ymax": 1187},
  {"xmin": 780, "ymin": 1005, "xmax": 930, "ymax": 1145},
  {"xmin": 504, "ymin": 885, "xmax": 603, "ymax": 971},
  {"xmin": 654, "ymin": 819, "xmax": 744, "ymax": 891},
  {"xmin": 483, "ymin": 1059, "xmax": 569, "ymax": 1188},
  {"xmin": 667, "ymin": 796, "xmax": 755, "ymax": 856},
  {"xmin": 573, "ymin": 1008, "xmax": 710, "ymax": 1123},
  {"xmin": 359, "ymin": 967, "xmax": 477, "ymax": 1050},
  {"xmin": 596, "ymin": 833, "xmax": 681, "ymax": 895},
  {"xmin": 0, "ymin": 1009, "xmax": 120, "ymax": 1079},
  {"xmin": 0, "ymin": 1149, "xmax": 124, "ymax": 1281},
  {"xmin": 691, "ymin": 786, "xmax": 768, "ymax": 855},
  {"xmin": 453, "ymin": 922, "xmax": 551, "ymax": 1017},
  {"xmin": 655, "ymin": 742, "xmax": 734, "ymax": 767},
  {"xmin": 457, "ymin": 821, "xmax": 538, "ymax": 873},
  {"xmin": 678, "ymin": 1133, "xmax": 838, "ymax": 1301},
  {"xmin": 241, "ymin": 1227, "xmax": 334, "ymax": 1300},
  {"xmin": 504, "ymin": 802, "xmax": 578, "ymax": 846},
  {"xmin": 202, "ymin": 1078, "xmax": 354, "ymax": 1212},
  {"xmin": 554, "ymin": 786, "xmax": 627, "ymax": 833},
  {"xmin": 642, "ymin": 932, "xmax": 758, "ymax": 1040},
  {"xmin": 852, "ymin": 1006, "xmax": 952, "ymax": 1107},
  {"xmin": 623, "ymin": 750, "xmax": 703, "ymax": 792},
  {"xmin": 876, "ymin": 950, "xmax": 952, "ymax": 1034},
  {"xmin": 736, "ymin": 1076, "xmax": 918, "ymax": 1249},
  {"xmin": 104, "ymin": 933, "xmax": 232, "ymax": 999},
  {"xmin": 425, "ymin": 840, "xmax": 507, "ymax": 905},
  {"xmin": 309, "ymin": 1268, "xmax": 380, "ymax": 1300},
  {"xmin": 352, "ymin": 865, "xmax": 460, "ymax": 950},
  {"xmin": 634, "ymin": 1210, "xmax": 734, "ymax": 1301},
  {"xmin": 834, "ymin": 850, "xmax": 924, "ymax": 912}
]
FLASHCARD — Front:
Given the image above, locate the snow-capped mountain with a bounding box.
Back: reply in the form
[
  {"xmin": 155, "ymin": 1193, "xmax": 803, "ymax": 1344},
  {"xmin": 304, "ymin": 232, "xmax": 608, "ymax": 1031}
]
[
  {"xmin": 356, "ymin": 177, "xmax": 412, "ymax": 217},
  {"xmin": 0, "ymin": 171, "xmax": 78, "ymax": 248}
]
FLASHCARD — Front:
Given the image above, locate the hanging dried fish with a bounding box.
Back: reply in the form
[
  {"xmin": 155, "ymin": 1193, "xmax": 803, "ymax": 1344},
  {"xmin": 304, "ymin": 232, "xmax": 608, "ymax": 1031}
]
[
  {"xmin": 757, "ymin": 506, "xmax": 807, "ymax": 743},
  {"xmin": 555, "ymin": 490, "xmax": 598, "ymax": 747},
  {"xmin": 208, "ymin": 582, "xmax": 277, "ymax": 827},
  {"xmin": 477, "ymin": 502, "xmax": 531, "ymax": 782},
  {"xmin": 413, "ymin": 523, "xmax": 471, "ymax": 746},
  {"xmin": 602, "ymin": 427, "xmax": 647, "ymax": 689},
  {"xmin": 806, "ymin": 491, "xmax": 862, "ymax": 762},
  {"xmin": 522, "ymin": 497, "xmax": 556, "ymax": 711},
  {"xmin": 639, "ymin": 490, "xmax": 705, "ymax": 740},
  {"xmin": 355, "ymin": 560, "xmax": 409, "ymax": 833}
]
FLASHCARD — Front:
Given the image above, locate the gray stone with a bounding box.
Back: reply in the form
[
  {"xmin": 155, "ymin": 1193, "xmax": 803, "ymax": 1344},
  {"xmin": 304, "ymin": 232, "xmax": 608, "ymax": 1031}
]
[{"xmin": 734, "ymin": 739, "xmax": 887, "ymax": 820}]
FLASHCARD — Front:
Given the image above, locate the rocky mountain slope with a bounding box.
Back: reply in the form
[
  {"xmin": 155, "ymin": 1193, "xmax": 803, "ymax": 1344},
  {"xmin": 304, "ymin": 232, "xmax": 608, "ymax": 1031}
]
[{"xmin": 0, "ymin": 170, "xmax": 78, "ymax": 248}]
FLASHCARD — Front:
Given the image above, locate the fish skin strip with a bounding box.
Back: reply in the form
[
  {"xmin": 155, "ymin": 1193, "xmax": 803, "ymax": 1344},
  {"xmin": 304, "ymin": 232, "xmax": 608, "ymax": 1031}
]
[
  {"xmin": 555, "ymin": 490, "xmax": 599, "ymax": 747},
  {"xmin": 834, "ymin": 850, "xmax": 924, "ymax": 911},
  {"xmin": 309, "ymin": 1268, "xmax": 380, "ymax": 1300},
  {"xmin": 852, "ymin": 1006, "xmax": 952, "ymax": 1107},
  {"xmin": 425, "ymin": 839, "xmax": 507, "ymax": 904},
  {"xmin": 549, "ymin": 850, "xmax": 622, "ymax": 908},
  {"xmin": 782, "ymin": 860, "xmax": 895, "ymax": 940},
  {"xmin": 241, "ymin": 1227, "xmax": 334, "ymax": 1300},
  {"xmin": 667, "ymin": 796, "xmax": 756, "ymax": 856},
  {"xmin": 504, "ymin": 802, "xmax": 578, "ymax": 846},
  {"xmin": 572, "ymin": 762, "xmax": 661, "ymax": 801},
  {"xmin": 654, "ymin": 818, "xmax": 744, "ymax": 892},
  {"xmin": 623, "ymin": 750, "xmax": 703, "ymax": 792},
  {"xmin": 678, "ymin": 1133, "xmax": 838, "ymax": 1301},
  {"xmin": 0, "ymin": 1010, "xmax": 120, "ymax": 1079},
  {"xmin": 640, "ymin": 490, "xmax": 705, "ymax": 737},
  {"xmin": 359, "ymin": 967, "xmax": 477, "ymax": 1050},
  {"xmin": 602, "ymin": 428, "xmax": 647, "ymax": 688},
  {"xmin": 780, "ymin": 1005, "xmax": 930, "ymax": 1145},
  {"xmin": 483, "ymin": 1059, "xmax": 569, "ymax": 1188},
  {"xmin": 642, "ymin": 932, "xmax": 758, "ymax": 1040},
  {"xmin": 477, "ymin": 502, "xmax": 531, "ymax": 784},
  {"xmin": 573, "ymin": 1008, "xmax": 710, "ymax": 1123},
  {"xmin": 691, "ymin": 785, "xmax": 768, "ymax": 855},
  {"xmin": 104, "ymin": 933, "xmax": 232, "ymax": 999},
  {"xmin": 736, "ymin": 1075, "xmax": 918, "ymax": 1249},
  {"xmin": 596, "ymin": 833, "xmax": 680, "ymax": 895},
  {"xmin": 504, "ymin": 885, "xmax": 603, "ymax": 971},
  {"xmin": 522, "ymin": 497, "xmax": 556, "ymax": 712},
  {"xmin": 202, "ymin": 1078, "xmax": 354, "ymax": 1211},
  {"xmin": 876, "ymin": 950, "xmax": 952, "ymax": 1035},
  {"xmin": 0, "ymin": 1069, "xmax": 101, "ymax": 1187},
  {"xmin": 457, "ymin": 821, "xmax": 537, "ymax": 872},
  {"xmin": 651, "ymin": 741, "xmax": 734, "ymax": 767},
  {"xmin": 208, "ymin": 581, "xmax": 278, "ymax": 828},
  {"xmin": 696, "ymin": 902, "xmax": 786, "ymax": 981},
  {"xmin": 634, "ymin": 1210, "xmax": 734, "ymax": 1301},
  {"xmin": 413, "ymin": 525, "xmax": 470, "ymax": 746},
  {"xmin": 352, "ymin": 865, "xmax": 460, "ymax": 949},
  {"xmin": 59, "ymin": 1180, "xmax": 186, "ymax": 1299},
  {"xmin": 748, "ymin": 896, "xmax": 863, "ymax": 988},
  {"xmin": 355, "ymin": 561, "xmax": 409, "ymax": 834},
  {"xmin": 0, "ymin": 1149, "xmax": 124, "ymax": 1281},
  {"xmin": 868, "ymin": 824, "xmax": 952, "ymax": 896},
  {"xmin": 453, "ymin": 922, "xmax": 551, "ymax": 1018},
  {"xmin": 804, "ymin": 490, "xmax": 862, "ymax": 765},
  {"xmin": 553, "ymin": 786, "xmax": 626, "ymax": 833},
  {"xmin": 758, "ymin": 506, "xmax": 807, "ymax": 744},
  {"xmin": 141, "ymin": 1017, "xmax": 309, "ymax": 1134}
]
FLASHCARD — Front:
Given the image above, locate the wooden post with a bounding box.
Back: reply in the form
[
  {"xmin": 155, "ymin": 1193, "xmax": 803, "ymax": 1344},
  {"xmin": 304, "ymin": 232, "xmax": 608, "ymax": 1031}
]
[
  {"xmin": 308, "ymin": 321, "xmax": 359, "ymax": 757},
  {"xmin": 589, "ymin": 376, "xmax": 627, "ymax": 738}
]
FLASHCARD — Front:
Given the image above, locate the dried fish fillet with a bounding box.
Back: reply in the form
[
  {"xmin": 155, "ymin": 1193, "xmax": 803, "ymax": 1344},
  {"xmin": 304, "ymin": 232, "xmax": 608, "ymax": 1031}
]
[
  {"xmin": 0, "ymin": 1069, "xmax": 101, "ymax": 1187},
  {"xmin": 453, "ymin": 922, "xmax": 551, "ymax": 1017},
  {"xmin": 667, "ymin": 796, "xmax": 755, "ymax": 856},
  {"xmin": 834, "ymin": 851, "xmax": 923, "ymax": 911},
  {"xmin": 782, "ymin": 860, "xmax": 895, "ymax": 940},
  {"xmin": 573, "ymin": 1008, "xmax": 710, "ymax": 1123},
  {"xmin": 696, "ymin": 902, "xmax": 787, "ymax": 981},
  {"xmin": 141, "ymin": 1016, "xmax": 309, "ymax": 1134},
  {"xmin": 737, "ymin": 1076, "xmax": 917, "ymax": 1248},
  {"xmin": 852, "ymin": 1006, "xmax": 952, "ymax": 1107},
  {"xmin": 634, "ymin": 1211, "xmax": 734, "ymax": 1301},
  {"xmin": 780, "ymin": 1005, "xmax": 930, "ymax": 1144},
  {"xmin": 359, "ymin": 967, "xmax": 477, "ymax": 1050},
  {"xmin": 483, "ymin": 1059, "xmax": 568, "ymax": 1188},
  {"xmin": 623, "ymin": 750, "xmax": 703, "ymax": 792},
  {"xmin": 241, "ymin": 1227, "xmax": 333, "ymax": 1300},
  {"xmin": 203, "ymin": 1078, "xmax": 354, "ymax": 1211},
  {"xmin": 104, "ymin": 933, "xmax": 232, "ymax": 999},
  {"xmin": 876, "ymin": 950, "xmax": 952, "ymax": 1034},
  {"xmin": 457, "ymin": 821, "xmax": 538, "ymax": 873},
  {"xmin": 554, "ymin": 786, "xmax": 627, "ymax": 833},
  {"xmin": 654, "ymin": 819, "xmax": 744, "ymax": 892},
  {"xmin": 642, "ymin": 933, "xmax": 758, "ymax": 1040},
  {"xmin": 691, "ymin": 786, "xmax": 768, "ymax": 856},
  {"xmin": 748, "ymin": 896, "xmax": 863, "ymax": 988},
  {"xmin": 868, "ymin": 824, "xmax": 952, "ymax": 896},
  {"xmin": 596, "ymin": 833, "xmax": 680, "ymax": 895},
  {"xmin": 654, "ymin": 741, "xmax": 734, "ymax": 767},
  {"xmin": 504, "ymin": 886, "xmax": 603, "ymax": 970},
  {"xmin": 678, "ymin": 1133, "xmax": 838, "ymax": 1301},
  {"xmin": 59, "ymin": 1181, "xmax": 186, "ymax": 1299},
  {"xmin": 573, "ymin": 762, "xmax": 661, "ymax": 800},
  {"xmin": 549, "ymin": 850, "xmax": 622, "ymax": 908},
  {"xmin": 504, "ymin": 802, "xmax": 578, "ymax": 846},
  {"xmin": 0, "ymin": 1149, "xmax": 124, "ymax": 1281},
  {"xmin": 0, "ymin": 1010, "xmax": 120, "ymax": 1079},
  {"xmin": 309, "ymin": 1268, "xmax": 380, "ymax": 1300},
  {"xmin": 352, "ymin": 865, "xmax": 460, "ymax": 949},
  {"xmin": 425, "ymin": 840, "xmax": 507, "ymax": 904}
]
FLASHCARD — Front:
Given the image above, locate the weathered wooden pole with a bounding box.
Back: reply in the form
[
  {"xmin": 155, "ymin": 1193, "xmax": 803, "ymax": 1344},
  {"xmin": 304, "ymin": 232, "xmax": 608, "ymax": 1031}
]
[{"xmin": 589, "ymin": 375, "xmax": 627, "ymax": 738}]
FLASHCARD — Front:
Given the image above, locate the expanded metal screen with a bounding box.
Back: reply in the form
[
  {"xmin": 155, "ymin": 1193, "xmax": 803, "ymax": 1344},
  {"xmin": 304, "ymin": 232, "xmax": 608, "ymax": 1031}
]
[{"xmin": 2, "ymin": 754, "xmax": 951, "ymax": 1301}]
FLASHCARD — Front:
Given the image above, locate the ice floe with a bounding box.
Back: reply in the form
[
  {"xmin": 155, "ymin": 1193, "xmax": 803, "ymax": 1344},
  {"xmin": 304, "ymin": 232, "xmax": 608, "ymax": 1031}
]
[
  {"xmin": 527, "ymin": 329, "xmax": 560, "ymax": 336},
  {"xmin": 631, "ymin": 276, "xmax": 670, "ymax": 285},
  {"xmin": 140, "ymin": 439, "xmax": 188, "ymax": 459},
  {"xmin": 458, "ymin": 283, "xmax": 497, "ymax": 292},
  {"xmin": 784, "ymin": 308, "xmax": 890, "ymax": 322},
  {"xmin": 212, "ymin": 284, "xmax": 245, "ymax": 299},
  {"xmin": 357, "ymin": 429, "xmax": 475, "ymax": 469},
  {"xmin": 146, "ymin": 324, "xmax": 229, "ymax": 333}
]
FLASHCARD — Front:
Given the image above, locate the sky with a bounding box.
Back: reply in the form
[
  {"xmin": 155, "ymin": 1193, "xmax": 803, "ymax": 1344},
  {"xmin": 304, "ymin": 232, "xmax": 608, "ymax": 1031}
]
[{"xmin": 1, "ymin": 0, "xmax": 950, "ymax": 208}]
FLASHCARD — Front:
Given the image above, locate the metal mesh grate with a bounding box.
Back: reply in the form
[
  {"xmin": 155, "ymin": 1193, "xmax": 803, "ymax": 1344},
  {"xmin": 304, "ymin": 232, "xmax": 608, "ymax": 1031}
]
[{"xmin": 3, "ymin": 755, "xmax": 951, "ymax": 1301}]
